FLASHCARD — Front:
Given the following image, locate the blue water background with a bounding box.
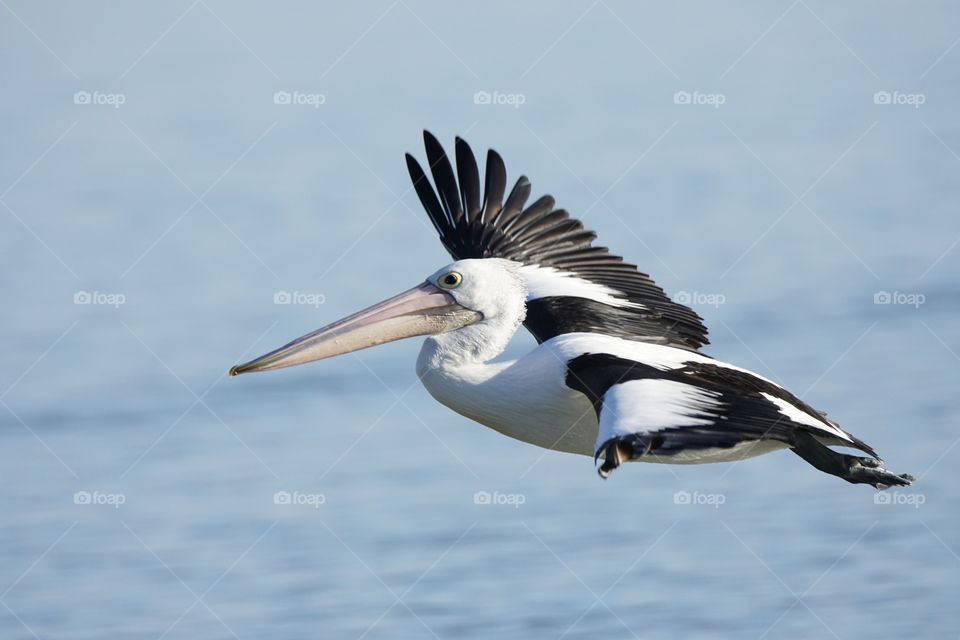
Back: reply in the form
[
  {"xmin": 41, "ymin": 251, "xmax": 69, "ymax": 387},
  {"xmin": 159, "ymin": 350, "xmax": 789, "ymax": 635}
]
[{"xmin": 1, "ymin": 2, "xmax": 958, "ymax": 638}]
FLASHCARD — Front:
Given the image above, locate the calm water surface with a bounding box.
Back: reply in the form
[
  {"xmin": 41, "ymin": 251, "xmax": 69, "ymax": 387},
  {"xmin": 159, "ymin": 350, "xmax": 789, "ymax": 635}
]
[{"xmin": 1, "ymin": 2, "xmax": 958, "ymax": 638}]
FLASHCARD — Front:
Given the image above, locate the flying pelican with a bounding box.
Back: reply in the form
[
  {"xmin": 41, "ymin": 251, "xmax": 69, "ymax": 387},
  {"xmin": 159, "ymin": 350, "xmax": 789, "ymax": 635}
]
[{"xmin": 230, "ymin": 132, "xmax": 914, "ymax": 489}]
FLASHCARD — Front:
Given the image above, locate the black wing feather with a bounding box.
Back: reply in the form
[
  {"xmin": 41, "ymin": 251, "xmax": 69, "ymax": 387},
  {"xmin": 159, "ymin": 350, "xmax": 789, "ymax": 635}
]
[
  {"xmin": 423, "ymin": 131, "xmax": 463, "ymax": 226},
  {"xmin": 455, "ymin": 137, "xmax": 482, "ymax": 223},
  {"xmin": 407, "ymin": 131, "xmax": 710, "ymax": 351},
  {"xmin": 482, "ymin": 149, "xmax": 506, "ymax": 221}
]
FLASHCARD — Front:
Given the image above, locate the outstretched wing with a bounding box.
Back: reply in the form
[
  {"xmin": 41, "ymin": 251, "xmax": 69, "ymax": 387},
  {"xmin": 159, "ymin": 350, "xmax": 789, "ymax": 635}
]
[
  {"xmin": 405, "ymin": 131, "xmax": 709, "ymax": 351},
  {"xmin": 564, "ymin": 352, "xmax": 877, "ymax": 477}
]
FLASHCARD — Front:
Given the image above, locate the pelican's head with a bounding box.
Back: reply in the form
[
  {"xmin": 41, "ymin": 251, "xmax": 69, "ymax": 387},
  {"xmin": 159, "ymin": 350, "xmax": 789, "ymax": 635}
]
[
  {"xmin": 229, "ymin": 258, "xmax": 526, "ymax": 376},
  {"xmin": 425, "ymin": 258, "xmax": 526, "ymax": 328}
]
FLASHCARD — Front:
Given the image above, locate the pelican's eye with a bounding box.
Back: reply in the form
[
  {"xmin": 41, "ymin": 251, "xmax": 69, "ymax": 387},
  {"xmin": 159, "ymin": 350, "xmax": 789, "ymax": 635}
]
[{"xmin": 437, "ymin": 271, "xmax": 463, "ymax": 289}]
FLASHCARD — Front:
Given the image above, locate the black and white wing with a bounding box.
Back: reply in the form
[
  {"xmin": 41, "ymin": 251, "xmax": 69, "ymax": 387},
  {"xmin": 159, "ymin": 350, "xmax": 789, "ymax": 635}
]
[
  {"xmin": 564, "ymin": 352, "xmax": 877, "ymax": 477},
  {"xmin": 405, "ymin": 131, "xmax": 709, "ymax": 351}
]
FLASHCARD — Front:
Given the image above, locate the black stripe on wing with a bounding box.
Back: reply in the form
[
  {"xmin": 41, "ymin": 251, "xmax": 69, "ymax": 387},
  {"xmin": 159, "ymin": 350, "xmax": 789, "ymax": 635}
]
[
  {"xmin": 565, "ymin": 352, "xmax": 877, "ymax": 458},
  {"xmin": 405, "ymin": 131, "xmax": 709, "ymax": 351}
]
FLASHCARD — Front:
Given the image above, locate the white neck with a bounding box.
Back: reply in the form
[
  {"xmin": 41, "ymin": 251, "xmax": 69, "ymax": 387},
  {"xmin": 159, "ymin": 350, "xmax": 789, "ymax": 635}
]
[{"xmin": 417, "ymin": 307, "xmax": 523, "ymax": 373}]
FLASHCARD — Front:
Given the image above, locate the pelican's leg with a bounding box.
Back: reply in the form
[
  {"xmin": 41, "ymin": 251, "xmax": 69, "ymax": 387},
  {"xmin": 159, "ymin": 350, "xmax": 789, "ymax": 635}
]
[
  {"xmin": 596, "ymin": 438, "xmax": 628, "ymax": 478},
  {"xmin": 791, "ymin": 431, "xmax": 915, "ymax": 489},
  {"xmin": 596, "ymin": 435, "xmax": 663, "ymax": 479}
]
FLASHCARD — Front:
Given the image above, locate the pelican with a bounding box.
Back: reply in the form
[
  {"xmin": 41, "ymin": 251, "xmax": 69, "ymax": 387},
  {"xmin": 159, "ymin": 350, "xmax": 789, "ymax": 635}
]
[{"xmin": 230, "ymin": 132, "xmax": 914, "ymax": 489}]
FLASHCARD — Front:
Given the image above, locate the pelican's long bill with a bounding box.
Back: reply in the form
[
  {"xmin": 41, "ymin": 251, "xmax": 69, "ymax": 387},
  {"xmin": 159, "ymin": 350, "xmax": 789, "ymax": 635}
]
[{"xmin": 229, "ymin": 281, "xmax": 481, "ymax": 376}]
